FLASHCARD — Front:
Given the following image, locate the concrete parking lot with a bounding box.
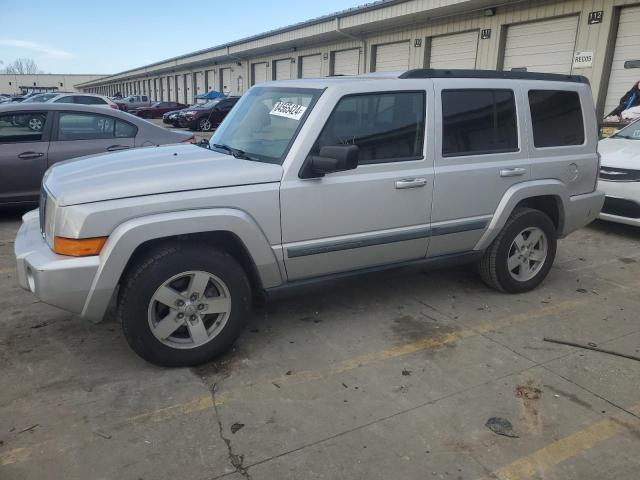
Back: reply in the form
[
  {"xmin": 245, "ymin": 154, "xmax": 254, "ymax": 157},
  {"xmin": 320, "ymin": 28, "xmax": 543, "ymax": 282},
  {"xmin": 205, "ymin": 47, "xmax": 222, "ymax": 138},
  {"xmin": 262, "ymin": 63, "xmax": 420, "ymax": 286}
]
[{"xmin": 1, "ymin": 203, "xmax": 639, "ymax": 479}]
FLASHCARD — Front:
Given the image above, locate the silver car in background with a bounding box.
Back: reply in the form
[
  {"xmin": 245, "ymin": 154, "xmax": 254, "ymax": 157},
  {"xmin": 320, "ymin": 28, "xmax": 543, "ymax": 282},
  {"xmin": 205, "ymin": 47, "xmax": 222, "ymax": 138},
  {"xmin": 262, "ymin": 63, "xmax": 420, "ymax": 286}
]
[{"xmin": 0, "ymin": 103, "xmax": 194, "ymax": 205}]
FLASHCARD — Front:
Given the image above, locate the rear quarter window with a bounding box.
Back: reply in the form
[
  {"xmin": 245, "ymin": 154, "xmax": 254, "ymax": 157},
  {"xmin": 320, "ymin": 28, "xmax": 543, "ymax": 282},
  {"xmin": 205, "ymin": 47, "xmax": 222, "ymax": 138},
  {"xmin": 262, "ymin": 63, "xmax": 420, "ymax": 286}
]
[{"xmin": 528, "ymin": 90, "xmax": 584, "ymax": 148}]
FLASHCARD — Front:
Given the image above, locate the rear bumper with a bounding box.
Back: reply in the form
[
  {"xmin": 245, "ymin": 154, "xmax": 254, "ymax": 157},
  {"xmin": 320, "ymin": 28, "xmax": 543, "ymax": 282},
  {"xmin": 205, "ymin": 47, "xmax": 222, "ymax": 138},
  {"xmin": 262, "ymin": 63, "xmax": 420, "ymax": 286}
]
[
  {"xmin": 15, "ymin": 211, "xmax": 100, "ymax": 316},
  {"xmin": 560, "ymin": 190, "xmax": 605, "ymax": 237}
]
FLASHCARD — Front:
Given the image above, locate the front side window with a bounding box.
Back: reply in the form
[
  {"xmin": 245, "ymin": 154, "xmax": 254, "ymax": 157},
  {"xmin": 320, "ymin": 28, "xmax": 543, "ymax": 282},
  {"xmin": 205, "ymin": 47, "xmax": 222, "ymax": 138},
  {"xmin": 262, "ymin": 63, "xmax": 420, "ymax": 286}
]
[
  {"xmin": 528, "ymin": 90, "xmax": 584, "ymax": 148},
  {"xmin": 311, "ymin": 91, "xmax": 425, "ymax": 164},
  {"xmin": 58, "ymin": 112, "xmax": 118, "ymax": 140},
  {"xmin": 0, "ymin": 112, "xmax": 48, "ymax": 143},
  {"xmin": 209, "ymin": 86, "xmax": 322, "ymax": 164},
  {"xmin": 442, "ymin": 89, "xmax": 518, "ymax": 157}
]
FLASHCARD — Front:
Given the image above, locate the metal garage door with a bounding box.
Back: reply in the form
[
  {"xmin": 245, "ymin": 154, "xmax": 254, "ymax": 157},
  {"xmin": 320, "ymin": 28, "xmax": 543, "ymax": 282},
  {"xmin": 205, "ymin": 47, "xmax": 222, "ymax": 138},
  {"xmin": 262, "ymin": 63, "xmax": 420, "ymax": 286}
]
[
  {"xmin": 430, "ymin": 31, "xmax": 479, "ymax": 69},
  {"xmin": 333, "ymin": 48, "xmax": 360, "ymax": 75},
  {"xmin": 274, "ymin": 59, "xmax": 292, "ymax": 80},
  {"xmin": 503, "ymin": 16, "xmax": 579, "ymax": 74},
  {"xmin": 252, "ymin": 63, "xmax": 268, "ymax": 85},
  {"xmin": 604, "ymin": 6, "xmax": 640, "ymax": 116},
  {"xmin": 375, "ymin": 41, "xmax": 410, "ymax": 72},
  {"xmin": 184, "ymin": 73, "xmax": 193, "ymax": 104},
  {"xmin": 220, "ymin": 68, "xmax": 231, "ymax": 95},
  {"xmin": 176, "ymin": 75, "xmax": 184, "ymax": 103},
  {"xmin": 300, "ymin": 54, "xmax": 322, "ymax": 78},
  {"xmin": 195, "ymin": 71, "xmax": 204, "ymax": 96}
]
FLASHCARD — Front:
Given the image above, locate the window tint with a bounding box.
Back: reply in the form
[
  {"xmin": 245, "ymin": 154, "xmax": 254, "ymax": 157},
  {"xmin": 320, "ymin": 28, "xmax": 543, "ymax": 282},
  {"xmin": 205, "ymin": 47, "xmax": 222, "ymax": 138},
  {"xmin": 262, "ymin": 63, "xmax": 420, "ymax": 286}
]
[
  {"xmin": 442, "ymin": 89, "xmax": 518, "ymax": 157},
  {"xmin": 58, "ymin": 112, "xmax": 115, "ymax": 140},
  {"xmin": 115, "ymin": 120, "xmax": 137, "ymax": 138},
  {"xmin": 142, "ymin": 96, "xmax": 148, "ymax": 102},
  {"xmin": 312, "ymin": 91, "xmax": 425, "ymax": 164},
  {"xmin": 0, "ymin": 112, "xmax": 48, "ymax": 143},
  {"xmin": 528, "ymin": 90, "xmax": 584, "ymax": 148},
  {"xmin": 75, "ymin": 96, "xmax": 106, "ymax": 105},
  {"xmin": 54, "ymin": 96, "xmax": 74, "ymax": 104}
]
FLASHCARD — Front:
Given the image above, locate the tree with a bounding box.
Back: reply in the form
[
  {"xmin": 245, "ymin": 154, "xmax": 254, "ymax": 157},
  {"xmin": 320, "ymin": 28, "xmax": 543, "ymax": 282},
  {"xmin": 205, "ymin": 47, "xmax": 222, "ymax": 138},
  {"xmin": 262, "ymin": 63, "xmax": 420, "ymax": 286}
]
[{"xmin": 2, "ymin": 58, "xmax": 43, "ymax": 74}]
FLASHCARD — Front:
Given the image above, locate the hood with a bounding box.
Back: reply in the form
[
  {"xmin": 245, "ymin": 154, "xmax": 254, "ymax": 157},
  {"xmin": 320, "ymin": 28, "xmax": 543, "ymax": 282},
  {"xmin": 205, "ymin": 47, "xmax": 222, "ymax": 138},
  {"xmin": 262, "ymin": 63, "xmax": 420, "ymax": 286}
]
[
  {"xmin": 598, "ymin": 137, "xmax": 640, "ymax": 169},
  {"xmin": 44, "ymin": 144, "xmax": 284, "ymax": 206}
]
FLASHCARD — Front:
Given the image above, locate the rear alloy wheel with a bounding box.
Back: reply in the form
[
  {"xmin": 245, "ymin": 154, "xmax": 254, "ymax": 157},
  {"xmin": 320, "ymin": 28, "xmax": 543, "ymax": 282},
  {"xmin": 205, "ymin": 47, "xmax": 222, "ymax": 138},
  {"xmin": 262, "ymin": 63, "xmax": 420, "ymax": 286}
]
[
  {"xmin": 118, "ymin": 243, "xmax": 251, "ymax": 367},
  {"xmin": 28, "ymin": 116, "xmax": 44, "ymax": 132},
  {"xmin": 478, "ymin": 208, "xmax": 557, "ymax": 293},
  {"xmin": 198, "ymin": 118, "xmax": 212, "ymax": 131}
]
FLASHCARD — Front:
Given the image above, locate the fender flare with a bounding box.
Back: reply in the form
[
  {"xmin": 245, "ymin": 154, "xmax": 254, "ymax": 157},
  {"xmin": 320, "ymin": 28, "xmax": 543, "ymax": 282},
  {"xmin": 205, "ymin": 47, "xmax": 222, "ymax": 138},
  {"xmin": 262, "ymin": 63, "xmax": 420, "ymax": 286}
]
[
  {"xmin": 473, "ymin": 180, "xmax": 568, "ymax": 251},
  {"xmin": 80, "ymin": 208, "xmax": 283, "ymax": 322}
]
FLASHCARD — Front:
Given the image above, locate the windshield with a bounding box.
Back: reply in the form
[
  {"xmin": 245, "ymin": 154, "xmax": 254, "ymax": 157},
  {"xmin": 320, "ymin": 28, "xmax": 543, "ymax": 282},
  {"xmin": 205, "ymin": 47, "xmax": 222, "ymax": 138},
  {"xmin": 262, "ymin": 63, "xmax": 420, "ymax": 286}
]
[
  {"xmin": 612, "ymin": 119, "xmax": 640, "ymax": 140},
  {"xmin": 209, "ymin": 86, "xmax": 322, "ymax": 164}
]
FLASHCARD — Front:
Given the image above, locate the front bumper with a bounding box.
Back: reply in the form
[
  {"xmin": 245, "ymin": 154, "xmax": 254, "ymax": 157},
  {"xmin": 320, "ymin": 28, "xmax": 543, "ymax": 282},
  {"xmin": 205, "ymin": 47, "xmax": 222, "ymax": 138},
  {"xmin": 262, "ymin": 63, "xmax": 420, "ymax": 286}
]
[
  {"xmin": 561, "ymin": 190, "xmax": 605, "ymax": 237},
  {"xmin": 597, "ymin": 180, "xmax": 640, "ymax": 226},
  {"xmin": 15, "ymin": 211, "xmax": 100, "ymax": 316},
  {"xmin": 178, "ymin": 116, "xmax": 197, "ymax": 128}
]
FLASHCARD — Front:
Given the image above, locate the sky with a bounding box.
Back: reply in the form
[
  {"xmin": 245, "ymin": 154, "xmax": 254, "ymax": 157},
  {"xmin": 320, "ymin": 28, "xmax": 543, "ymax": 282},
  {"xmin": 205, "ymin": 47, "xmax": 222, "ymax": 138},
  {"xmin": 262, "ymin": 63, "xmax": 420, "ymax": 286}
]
[{"xmin": 0, "ymin": 0, "xmax": 365, "ymax": 75}]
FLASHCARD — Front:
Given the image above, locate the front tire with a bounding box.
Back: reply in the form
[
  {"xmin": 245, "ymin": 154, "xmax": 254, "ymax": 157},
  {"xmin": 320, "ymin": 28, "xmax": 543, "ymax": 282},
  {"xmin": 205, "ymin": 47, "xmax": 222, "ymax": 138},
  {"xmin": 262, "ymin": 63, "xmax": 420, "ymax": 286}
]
[
  {"xmin": 117, "ymin": 243, "xmax": 251, "ymax": 367},
  {"xmin": 478, "ymin": 208, "xmax": 557, "ymax": 293}
]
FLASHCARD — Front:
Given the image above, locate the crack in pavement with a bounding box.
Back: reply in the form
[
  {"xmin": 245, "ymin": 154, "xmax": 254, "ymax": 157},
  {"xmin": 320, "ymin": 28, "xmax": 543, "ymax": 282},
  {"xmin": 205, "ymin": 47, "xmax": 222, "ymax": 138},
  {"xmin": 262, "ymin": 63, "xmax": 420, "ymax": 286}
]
[{"xmin": 211, "ymin": 382, "xmax": 252, "ymax": 479}]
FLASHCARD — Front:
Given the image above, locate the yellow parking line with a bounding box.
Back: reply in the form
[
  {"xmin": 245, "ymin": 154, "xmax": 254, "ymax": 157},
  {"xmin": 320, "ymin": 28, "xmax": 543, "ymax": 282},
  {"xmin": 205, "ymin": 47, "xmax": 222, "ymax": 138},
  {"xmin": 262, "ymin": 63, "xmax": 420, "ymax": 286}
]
[
  {"xmin": 0, "ymin": 295, "xmax": 620, "ymax": 468},
  {"xmin": 490, "ymin": 405, "xmax": 640, "ymax": 480}
]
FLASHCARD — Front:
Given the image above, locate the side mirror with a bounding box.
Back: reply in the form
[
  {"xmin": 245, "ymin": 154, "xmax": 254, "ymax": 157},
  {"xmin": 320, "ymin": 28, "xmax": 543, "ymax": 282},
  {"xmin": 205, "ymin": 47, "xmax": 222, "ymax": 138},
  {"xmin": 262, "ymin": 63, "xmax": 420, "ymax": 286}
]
[{"xmin": 301, "ymin": 145, "xmax": 359, "ymax": 178}]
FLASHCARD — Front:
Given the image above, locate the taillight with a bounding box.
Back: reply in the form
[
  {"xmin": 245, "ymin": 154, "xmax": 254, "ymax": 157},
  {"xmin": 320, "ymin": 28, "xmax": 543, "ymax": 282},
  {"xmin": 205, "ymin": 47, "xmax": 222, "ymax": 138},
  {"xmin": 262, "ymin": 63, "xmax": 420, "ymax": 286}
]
[
  {"xmin": 109, "ymin": 104, "xmax": 118, "ymax": 109},
  {"xmin": 182, "ymin": 136, "xmax": 196, "ymax": 144}
]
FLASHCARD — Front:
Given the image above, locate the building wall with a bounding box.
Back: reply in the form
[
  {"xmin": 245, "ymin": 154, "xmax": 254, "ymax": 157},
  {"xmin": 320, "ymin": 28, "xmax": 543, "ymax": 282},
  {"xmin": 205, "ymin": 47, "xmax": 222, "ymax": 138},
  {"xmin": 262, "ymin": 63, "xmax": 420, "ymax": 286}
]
[
  {"xmin": 79, "ymin": 0, "xmax": 640, "ymax": 116},
  {"xmin": 0, "ymin": 74, "xmax": 107, "ymax": 95}
]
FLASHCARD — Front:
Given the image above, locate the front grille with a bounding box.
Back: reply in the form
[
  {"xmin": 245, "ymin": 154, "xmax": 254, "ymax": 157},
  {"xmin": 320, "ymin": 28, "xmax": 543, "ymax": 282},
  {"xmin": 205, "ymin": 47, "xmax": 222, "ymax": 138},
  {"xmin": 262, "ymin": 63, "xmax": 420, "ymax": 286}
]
[
  {"xmin": 39, "ymin": 187, "xmax": 47, "ymax": 237},
  {"xmin": 601, "ymin": 196, "xmax": 640, "ymax": 219},
  {"xmin": 599, "ymin": 167, "xmax": 640, "ymax": 182}
]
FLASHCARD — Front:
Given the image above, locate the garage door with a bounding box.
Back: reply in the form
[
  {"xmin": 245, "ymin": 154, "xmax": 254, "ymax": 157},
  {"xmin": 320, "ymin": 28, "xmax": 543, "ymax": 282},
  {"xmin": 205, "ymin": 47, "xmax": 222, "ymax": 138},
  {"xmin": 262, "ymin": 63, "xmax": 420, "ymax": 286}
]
[
  {"xmin": 205, "ymin": 69, "xmax": 215, "ymax": 91},
  {"xmin": 300, "ymin": 54, "xmax": 322, "ymax": 78},
  {"xmin": 185, "ymin": 73, "xmax": 193, "ymax": 104},
  {"xmin": 252, "ymin": 63, "xmax": 268, "ymax": 85},
  {"xmin": 604, "ymin": 6, "xmax": 640, "ymax": 116},
  {"xmin": 429, "ymin": 31, "xmax": 479, "ymax": 69},
  {"xmin": 195, "ymin": 71, "xmax": 205, "ymax": 96},
  {"xmin": 274, "ymin": 59, "xmax": 292, "ymax": 80},
  {"xmin": 375, "ymin": 41, "xmax": 410, "ymax": 72},
  {"xmin": 176, "ymin": 75, "xmax": 184, "ymax": 103},
  {"xmin": 503, "ymin": 16, "xmax": 578, "ymax": 74},
  {"xmin": 220, "ymin": 68, "xmax": 231, "ymax": 95},
  {"xmin": 333, "ymin": 48, "xmax": 360, "ymax": 75}
]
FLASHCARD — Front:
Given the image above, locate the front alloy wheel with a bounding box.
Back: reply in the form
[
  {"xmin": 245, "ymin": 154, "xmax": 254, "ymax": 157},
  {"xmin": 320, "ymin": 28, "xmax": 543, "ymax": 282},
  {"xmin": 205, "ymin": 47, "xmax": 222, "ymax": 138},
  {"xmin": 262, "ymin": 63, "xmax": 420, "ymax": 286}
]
[{"xmin": 148, "ymin": 270, "xmax": 231, "ymax": 349}]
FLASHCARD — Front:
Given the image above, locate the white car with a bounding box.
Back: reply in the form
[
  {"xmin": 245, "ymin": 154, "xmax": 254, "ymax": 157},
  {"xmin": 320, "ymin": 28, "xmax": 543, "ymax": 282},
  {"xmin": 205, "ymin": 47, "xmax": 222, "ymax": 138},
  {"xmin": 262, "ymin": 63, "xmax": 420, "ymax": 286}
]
[
  {"xmin": 45, "ymin": 93, "xmax": 119, "ymax": 109},
  {"xmin": 598, "ymin": 119, "xmax": 640, "ymax": 226}
]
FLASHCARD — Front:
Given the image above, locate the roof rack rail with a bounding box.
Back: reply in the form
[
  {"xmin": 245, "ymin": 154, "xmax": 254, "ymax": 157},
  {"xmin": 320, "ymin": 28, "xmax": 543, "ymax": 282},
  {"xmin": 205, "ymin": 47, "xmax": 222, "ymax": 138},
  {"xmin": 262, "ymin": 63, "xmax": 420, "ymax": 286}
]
[{"xmin": 399, "ymin": 69, "xmax": 589, "ymax": 84}]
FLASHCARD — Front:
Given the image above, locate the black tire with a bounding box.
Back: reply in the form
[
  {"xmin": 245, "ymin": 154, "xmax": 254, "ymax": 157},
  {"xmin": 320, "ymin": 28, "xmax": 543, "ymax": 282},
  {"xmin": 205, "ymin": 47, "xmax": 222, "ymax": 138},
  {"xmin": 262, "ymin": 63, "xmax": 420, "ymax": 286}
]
[
  {"xmin": 198, "ymin": 118, "xmax": 212, "ymax": 131},
  {"xmin": 117, "ymin": 242, "xmax": 252, "ymax": 367},
  {"xmin": 478, "ymin": 207, "xmax": 557, "ymax": 293}
]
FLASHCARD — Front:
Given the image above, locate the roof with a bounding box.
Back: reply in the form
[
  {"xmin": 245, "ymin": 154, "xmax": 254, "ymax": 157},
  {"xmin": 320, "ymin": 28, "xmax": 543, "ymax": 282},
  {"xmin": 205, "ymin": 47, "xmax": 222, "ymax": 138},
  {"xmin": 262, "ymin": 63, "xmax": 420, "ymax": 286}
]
[
  {"xmin": 0, "ymin": 102, "xmax": 132, "ymax": 118},
  {"xmin": 400, "ymin": 69, "xmax": 590, "ymax": 84}
]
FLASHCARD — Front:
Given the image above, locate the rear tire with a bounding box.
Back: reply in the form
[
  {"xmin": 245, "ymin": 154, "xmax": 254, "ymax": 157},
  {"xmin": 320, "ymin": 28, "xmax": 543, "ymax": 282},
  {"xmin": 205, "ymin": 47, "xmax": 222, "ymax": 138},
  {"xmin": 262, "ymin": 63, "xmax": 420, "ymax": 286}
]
[
  {"xmin": 478, "ymin": 208, "xmax": 557, "ymax": 293},
  {"xmin": 117, "ymin": 243, "xmax": 252, "ymax": 367},
  {"xmin": 198, "ymin": 118, "xmax": 212, "ymax": 131}
]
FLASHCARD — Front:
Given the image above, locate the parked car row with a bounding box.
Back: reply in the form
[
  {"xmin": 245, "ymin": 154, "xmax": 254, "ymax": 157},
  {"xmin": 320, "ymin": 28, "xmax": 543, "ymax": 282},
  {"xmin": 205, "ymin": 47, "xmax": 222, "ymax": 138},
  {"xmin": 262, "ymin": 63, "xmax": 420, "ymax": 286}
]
[
  {"xmin": 0, "ymin": 103, "xmax": 194, "ymax": 205},
  {"xmin": 162, "ymin": 96, "xmax": 240, "ymax": 131}
]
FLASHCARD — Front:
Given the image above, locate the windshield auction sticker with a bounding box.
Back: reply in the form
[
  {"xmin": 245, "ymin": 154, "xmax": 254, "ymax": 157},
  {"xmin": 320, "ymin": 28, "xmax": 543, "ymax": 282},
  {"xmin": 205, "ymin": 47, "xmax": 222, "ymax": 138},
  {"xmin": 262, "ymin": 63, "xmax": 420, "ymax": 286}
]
[{"xmin": 269, "ymin": 101, "xmax": 307, "ymax": 120}]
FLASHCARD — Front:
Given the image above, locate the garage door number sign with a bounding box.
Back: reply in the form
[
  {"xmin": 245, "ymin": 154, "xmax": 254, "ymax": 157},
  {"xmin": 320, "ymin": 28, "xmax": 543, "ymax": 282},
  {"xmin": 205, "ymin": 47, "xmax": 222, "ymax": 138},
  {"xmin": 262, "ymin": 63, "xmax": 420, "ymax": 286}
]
[
  {"xmin": 573, "ymin": 51, "xmax": 594, "ymax": 69},
  {"xmin": 270, "ymin": 101, "xmax": 307, "ymax": 120}
]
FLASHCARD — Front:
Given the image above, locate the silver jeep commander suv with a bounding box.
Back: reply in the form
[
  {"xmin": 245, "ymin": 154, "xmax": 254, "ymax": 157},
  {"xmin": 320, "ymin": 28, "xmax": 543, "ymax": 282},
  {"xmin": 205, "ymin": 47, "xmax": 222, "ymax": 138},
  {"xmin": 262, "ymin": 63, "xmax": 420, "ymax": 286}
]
[{"xmin": 15, "ymin": 70, "xmax": 604, "ymax": 367}]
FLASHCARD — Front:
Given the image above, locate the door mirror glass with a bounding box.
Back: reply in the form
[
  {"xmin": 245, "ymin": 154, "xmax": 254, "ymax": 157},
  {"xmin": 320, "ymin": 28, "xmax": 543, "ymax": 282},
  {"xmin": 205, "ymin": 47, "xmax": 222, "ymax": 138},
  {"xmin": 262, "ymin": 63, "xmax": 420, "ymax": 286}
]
[{"xmin": 305, "ymin": 145, "xmax": 359, "ymax": 177}]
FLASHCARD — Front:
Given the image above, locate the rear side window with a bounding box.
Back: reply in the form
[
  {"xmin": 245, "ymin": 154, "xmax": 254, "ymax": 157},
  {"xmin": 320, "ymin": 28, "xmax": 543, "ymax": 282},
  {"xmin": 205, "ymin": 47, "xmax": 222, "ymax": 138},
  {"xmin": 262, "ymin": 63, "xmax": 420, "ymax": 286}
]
[
  {"xmin": 58, "ymin": 112, "xmax": 115, "ymax": 140},
  {"xmin": 0, "ymin": 112, "xmax": 48, "ymax": 143},
  {"xmin": 528, "ymin": 90, "xmax": 584, "ymax": 147},
  {"xmin": 54, "ymin": 96, "xmax": 74, "ymax": 104},
  {"xmin": 313, "ymin": 91, "xmax": 425, "ymax": 164},
  {"xmin": 442, "ymin": 89, "xmax": 518, "ymax": 157},
  {"xmin": 76, "ymin": 96, "xmax": 106, "ymax": 105},
  {"xmin": 115, "ymin": 120, "xmax": 137, "ymax": 138}
]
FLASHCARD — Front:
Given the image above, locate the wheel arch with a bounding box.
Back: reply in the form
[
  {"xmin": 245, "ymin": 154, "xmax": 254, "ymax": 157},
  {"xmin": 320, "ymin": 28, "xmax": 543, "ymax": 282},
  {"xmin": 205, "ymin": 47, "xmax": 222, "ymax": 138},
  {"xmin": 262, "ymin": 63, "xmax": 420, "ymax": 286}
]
[
  {"xmin": 474, "ymin": 180, "xmax": 569, "ymax": 252},
  {"xmin": 80, "ymin": 208, "xmax": 284, "ymax": 323}
]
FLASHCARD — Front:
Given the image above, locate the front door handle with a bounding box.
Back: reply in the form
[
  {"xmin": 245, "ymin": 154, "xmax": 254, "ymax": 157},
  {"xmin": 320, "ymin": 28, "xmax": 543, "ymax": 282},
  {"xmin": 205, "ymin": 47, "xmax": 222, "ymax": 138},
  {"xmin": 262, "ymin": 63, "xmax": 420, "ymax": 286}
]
[
  {"xmin": 18, "ymin": 151, "xmax": 44, "ymax": 160},
  {"xmin": 107, "ymin": 145, "xmax": 130, "ymax": 152},
  {"xmin": 395, "ymin": 178, "xmax": 427, "ymax": 189},
  {"xmin": 500, "ymin": 168, "xmax": 526, "ymax": 177}
]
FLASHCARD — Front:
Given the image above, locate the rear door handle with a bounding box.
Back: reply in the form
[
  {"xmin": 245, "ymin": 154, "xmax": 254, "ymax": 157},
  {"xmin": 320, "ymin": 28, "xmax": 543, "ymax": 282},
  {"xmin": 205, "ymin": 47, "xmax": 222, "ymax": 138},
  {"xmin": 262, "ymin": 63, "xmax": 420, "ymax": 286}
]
[
  {"xmin": 395, "ymin": 178, "xmax": 427, "ymax": 189},
  {"xmin": 499, "ymin": 168, "xmax": 526, "ymax": 177},
  {"xmin": 18, "ymin": 151, "xmax": 44, "ymax": 160},
  {"xmin": 107, "ymin": 145, "xmax": 130, "ymax": 152}
]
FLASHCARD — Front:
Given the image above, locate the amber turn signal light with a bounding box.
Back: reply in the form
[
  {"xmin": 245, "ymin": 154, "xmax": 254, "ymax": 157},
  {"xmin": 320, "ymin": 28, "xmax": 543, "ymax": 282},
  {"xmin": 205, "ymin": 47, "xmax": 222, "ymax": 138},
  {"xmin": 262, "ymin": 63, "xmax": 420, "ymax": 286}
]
[{"xmin": 54, "ymin": 236, "xmax": 108, "ymax": 257}]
